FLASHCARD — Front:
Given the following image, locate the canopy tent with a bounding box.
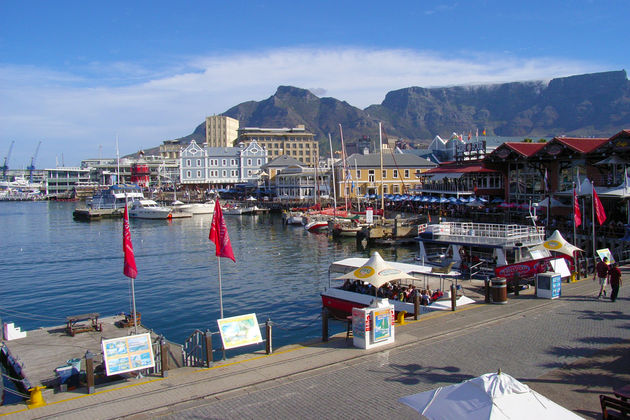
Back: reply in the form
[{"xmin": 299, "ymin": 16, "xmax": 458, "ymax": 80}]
[
  {"xmin": 595, "ymin": 155, "xmax": 628, "ymax": 165},
  {"xmin": 399, "ymin": 371, "xmax": 581, "ymax": 420},
  {"xmin": 531, "ymin": 230, "xmax": 582, "ymax": 257},
  {"xmin": 335, "ymin": 251, "xmax": 416, "ymax": 288},
  {"xmin": 535, "ymin": 197, "xmax": 570, "ymax": 208}
]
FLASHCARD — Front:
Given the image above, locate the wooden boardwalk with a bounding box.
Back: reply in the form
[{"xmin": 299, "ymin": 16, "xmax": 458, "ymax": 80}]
[{"xmin": 2, "ymin": 315, "xmax": 165, "ymax": 390}]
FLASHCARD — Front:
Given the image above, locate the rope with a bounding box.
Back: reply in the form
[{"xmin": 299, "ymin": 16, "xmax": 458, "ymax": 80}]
[
  {"xmin": 1, "ymin": 371, "xmax": 28, "ymax": 384},
  {"xmin": 0, "ymin": 307, "xmax": 64, "ymax": 322},
  {"xmin": 1, "ymin": 386, "xmax": 30, "ymax": 399}
]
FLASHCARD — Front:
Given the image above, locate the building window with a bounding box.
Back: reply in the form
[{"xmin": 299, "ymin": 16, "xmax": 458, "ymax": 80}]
[
  {"xmin": 222, "ymin": 159, "xmax": 227, "ymax": 166},
  {"xmin": 196, "ymin": 159, "xmax": 201, "ymax": 166},
  {"xmin": 382, "ymin": 170, "xmax": 387, "ymax": 179},
  {"xmin": 186, "ymin": 170, "xmax": 191, "ymax": 178},
  {"xmin": 197, "ymin": 170, "xmax": 201, "ymax": 178},
  {"xmin": 356, "ymin": 170, "xmax": 361, "ymax": 179},
  {"xmin": 404, "ymin": 169, "xmax": 409, "ymax": 178},
  {"xmin": 393, "ymin": 170, "xmax": 398, "ymax": 178},
  {"xmin": 368, "ymin": 170, "xmax": 375, "ymax": 183},
  {"xmin": 248, "ymin": 158, "xmax": 252, "ymax": 165},
  {"xmin": 231, "ymin": 159, "xmax": 236, "ymax": 165},
  {"xmin": 222, "ymin": 170, "xmax": 226, "ymax": 177},
  {"xmin": 186, "ymin": 159, "xmax": 191, "ymax": 166},
  {"xmin": 257, "ymin": 158, "xmax": 261, "ymax": 165}
]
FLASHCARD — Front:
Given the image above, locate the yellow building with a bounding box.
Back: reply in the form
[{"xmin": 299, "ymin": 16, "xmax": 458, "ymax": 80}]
[
  {"xmin": 338, "ymin": 151, "xmax": 436, "ymax": 199},
  {"xmin": 235, "ymin": 125, "xmax": 319, "ymax": 167},
  {"xmin": 205, "ymin": 115, "xmax": 240, "ymax": 148}
]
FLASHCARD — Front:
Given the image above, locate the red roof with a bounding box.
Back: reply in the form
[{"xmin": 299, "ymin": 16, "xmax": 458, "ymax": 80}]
[
  {"xmin": 551, "ymin": 137, "xmax": 609, "ymax": 153},
  {"xmin": 500, "ymin": 142, "xmax": 546, "ymax": 157}
]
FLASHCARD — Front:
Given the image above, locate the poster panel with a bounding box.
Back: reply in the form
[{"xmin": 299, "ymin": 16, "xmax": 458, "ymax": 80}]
[
  {"xmin": 217, "ymin": 313, "xmax": 263, "ymax": 350},
  {"xmin": 596, "ymin": 248, "xmax": 614, "ymax": 263},
  {"xmin": 372, "ymin": 309, "xmax": 392, "ymax": 343},
  {"xmin": 101, "ymin": 333, "xmax": 155, "ymax": 376}
]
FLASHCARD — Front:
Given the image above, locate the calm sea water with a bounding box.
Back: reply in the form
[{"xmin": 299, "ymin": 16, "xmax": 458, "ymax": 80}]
[{"xmin": 0, "ymin": 201, "xmax": 418, "ymax": 352}]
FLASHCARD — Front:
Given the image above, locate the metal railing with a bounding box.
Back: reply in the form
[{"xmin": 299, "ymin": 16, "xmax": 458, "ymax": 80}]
[{"xmin": 425, "ymin": 222, "xmax": 545, "ymax": 246}]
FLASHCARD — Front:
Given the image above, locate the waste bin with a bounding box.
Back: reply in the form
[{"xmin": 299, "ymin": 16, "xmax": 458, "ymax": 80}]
[{"xmin": 490, "ymin": 277, "xmax": 507, "ymax": 304}]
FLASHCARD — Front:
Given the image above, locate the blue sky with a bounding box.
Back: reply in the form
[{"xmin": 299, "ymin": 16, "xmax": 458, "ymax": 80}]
[{"xmin": 1, "ymin": 0, "xmax": 628, "ymax": 168}]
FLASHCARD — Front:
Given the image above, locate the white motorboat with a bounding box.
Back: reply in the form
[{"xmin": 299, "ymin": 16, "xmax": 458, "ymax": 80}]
[
  {"xmin": 129, "ymin": 199, "xmax": 172, "ymax": 219},
  {"xmin": 223, "ymin": 205, "xmax": 256, "ymax": 215},
  {"xmin": 177, "ymin": 200, "xmax": 215, "ymax": 215}
]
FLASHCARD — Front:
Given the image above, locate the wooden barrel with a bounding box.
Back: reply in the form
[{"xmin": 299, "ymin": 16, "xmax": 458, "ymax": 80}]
[{"xmin": 491, "ymin": 277, "xmax": 508, "ymax": 304}]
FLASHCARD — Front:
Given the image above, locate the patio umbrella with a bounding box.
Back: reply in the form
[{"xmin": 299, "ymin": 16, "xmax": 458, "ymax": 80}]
[
  {"xmin": 335, "ymin": 251, "xmax": 416, "ymax": 289},
  {"xmin": 491, "ymin": 197, "xmax": 504, "ymax": 204},
  {"xmin": 595, "ymin": 155, "xmax": 628, "ymax": 165},
  {"xmin": 421, "ymin": 196, "xmax": 430, "ymax": 203},
  {"xmin": 439, "ymin": 197, "xmax": 449, "ymax": 204},
  {"xmin": 536, "ymin": 197, "xmax": 570, "ymax": 208},
  {"xmin": 399, "ymin": 371, "xmax": 581, "ymax": 420}
]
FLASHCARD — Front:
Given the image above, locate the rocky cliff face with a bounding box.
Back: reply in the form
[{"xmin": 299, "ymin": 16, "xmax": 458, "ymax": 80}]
[{"xmin": 175, "ymin": 70, "xmax": 630, "ymax": 151}]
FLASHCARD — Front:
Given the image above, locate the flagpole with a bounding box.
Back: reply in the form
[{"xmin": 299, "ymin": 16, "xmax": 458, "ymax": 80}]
[{"xmin": 591, "ymin": 181, "xmax": 596, "ymax": 261}]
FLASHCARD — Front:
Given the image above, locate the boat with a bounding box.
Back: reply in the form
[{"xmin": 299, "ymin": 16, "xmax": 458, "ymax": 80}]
[
  {"xmin": 282, "ymin": 211, "xmax": 305, "ymax": 225},
  {"xmin": 356, "ymin": 216, "xmax": 425, "ymax": 245},
  {"xmin": 85, "ymin": 184, "xmax": 145, "ymax": 210},
  {"xmin": 128, "ymin": 199, "xmax": 172, "ymax": 219},
  {"xmin": 415, "ymin": 221, "xmax": 554, "ymax": 280},
  {"xmin": 177, "ymin": 200, "xmax": 215, "ymax": 215},
  {"xmin": 223, "ymin": 205, "xmax": 256, "ymax": 215},
  {"xmin": 303, "ymin": 216, "xmax": 329, "ymax": 233},
  {"xmin": 322, "ymin": 252, "xmax": 470, "ymax": 318}
]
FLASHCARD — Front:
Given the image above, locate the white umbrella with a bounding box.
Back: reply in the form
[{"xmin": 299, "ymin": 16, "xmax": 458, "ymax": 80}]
[
  {"xmin": 335, "ymin": 251, "xmax": 416, "ymax": 288},
  {"xmin": 535, "ymin": 197, "xmax": 570, "ymax": 208},
  {"xmin": 399, "ymin": 371, "xmax": 581, "ymax": 420}
]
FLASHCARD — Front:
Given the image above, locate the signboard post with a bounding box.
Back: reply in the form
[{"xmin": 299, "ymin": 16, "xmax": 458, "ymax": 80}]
[{"xmin": 366, "ymin": 207, "xmax": 373, "ymax": 224}]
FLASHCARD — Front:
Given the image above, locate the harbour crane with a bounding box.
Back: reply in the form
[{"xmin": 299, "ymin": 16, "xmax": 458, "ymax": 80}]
[
  {"xmin": 1, "ymin": 140, "xmax": 14, "ymax": 180},
  {"xmin": 27, "ymin": 140, "xmax": 42, "ymax": 183}
]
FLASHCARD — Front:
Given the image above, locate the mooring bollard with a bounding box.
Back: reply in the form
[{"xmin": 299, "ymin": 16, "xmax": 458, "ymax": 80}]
[
  {"xmin": 85, "ymin": 350, "xmax": 95, "ymax": 394},
  {"xmin": 265, "ymin": 319, "xmax": 273, "ymax": 355},
  {"xmin": 160, "ymin": 336, "xmax": 169, "ymax": 377},
  {"xmin": 450, "ymin": 284, "xmax": 456, "ymax": 311},
  {"xmin": 321, "ymin": 308, "xmax": 329, "ymax": 342},
  {"xmin": 204, "ymin": 330, "xmax": 213, "ymax": 367},
  {"xmin": 414, "ymin": 293, "xmax": 420, "ymax": 320}
]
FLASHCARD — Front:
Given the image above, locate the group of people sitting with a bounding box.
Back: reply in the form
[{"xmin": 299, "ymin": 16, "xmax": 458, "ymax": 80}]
[{"xmin": 341, "ymin": 280, "xmax": 444, "ymax": 305}]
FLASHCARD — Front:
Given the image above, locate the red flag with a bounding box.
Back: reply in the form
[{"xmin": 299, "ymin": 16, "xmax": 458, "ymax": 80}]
[
  {"xmin": 123, "ymin": 203, "xmax": 138, "ymax": 279},
  {"xmin": 593, "ymin": 188, "xmax": 606, "ymax": 225},
  {"xmin": 209, "ymin": 200, "xmax": 235, "ymax": 262},
  {"xmin": 573, "ymin": 187, "xmax": 581, "ymax": 227}
]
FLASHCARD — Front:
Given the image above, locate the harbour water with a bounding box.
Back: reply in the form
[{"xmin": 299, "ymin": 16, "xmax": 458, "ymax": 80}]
[{"xmin": 0, "ymin": 201, "xmax": 418, "ymax": 352}]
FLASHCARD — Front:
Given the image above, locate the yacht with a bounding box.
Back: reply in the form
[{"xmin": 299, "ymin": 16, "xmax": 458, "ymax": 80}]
[{"xmin": 128, "ymin": 199, "xmax": 172, "ymax": 219}]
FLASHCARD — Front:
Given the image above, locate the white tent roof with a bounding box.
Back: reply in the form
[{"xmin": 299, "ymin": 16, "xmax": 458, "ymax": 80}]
[
  {"xmin": 335, "ymin": 251, "xmax": 416, "ymax": 288},
  {"xmin": 535, "ymin": 197, "xmax": 570, "ymax": 208},
  {"xmin": 531, "ymin": 230, "xmax": 582, "ymax": 257},
  {"xmin": 399, "ymin": 371, "xmax": 581, "ymax": 420}
]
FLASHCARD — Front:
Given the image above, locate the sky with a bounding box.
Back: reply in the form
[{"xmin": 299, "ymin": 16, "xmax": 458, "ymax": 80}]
[{"xmin": 1, "ymin": 0, "xmax": 629, "ymax": 169}]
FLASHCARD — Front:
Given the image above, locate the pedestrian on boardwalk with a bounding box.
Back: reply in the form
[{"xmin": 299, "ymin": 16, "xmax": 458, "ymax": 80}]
[
  {"xmin": 608, "ymin": 262, "xmax": 622, "ymax": 302},
  {"xmin": 594, "ymin": 257, "xmax": 610, "ymax": 298}
]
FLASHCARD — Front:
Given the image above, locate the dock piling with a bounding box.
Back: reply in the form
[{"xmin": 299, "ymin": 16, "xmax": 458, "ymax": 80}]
[
  {"xmin": 85, "ymin": 350, "xmax": 95, "ymax": 394},
  {"xmin": 321, "ymin": 308, "xmax": 329, "ymax": 342},
  {"xmin": 414, "ymin": 293, "xmax": 420, "ymax": 320},
  {"xmin": 160, "ymin": 337, "xmax": 169, "ymax": 377},
  {"xmin": 451, "ymin": 284, "xmax": 457, "ymax": 311},
  {"xmin": 265, "ymin": 319, "xmax": 273, "ymax": 355},
  {"xmin": 204, "ymin": 330, "xmax": 212, "ymax": 367}
]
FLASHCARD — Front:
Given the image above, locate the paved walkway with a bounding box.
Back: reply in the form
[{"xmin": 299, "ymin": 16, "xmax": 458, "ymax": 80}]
[{"xmin": 1, "ymin": 275, "xmax": 629, "ymax": 419}]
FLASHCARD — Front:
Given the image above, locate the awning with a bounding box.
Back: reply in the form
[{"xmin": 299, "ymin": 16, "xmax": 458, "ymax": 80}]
[{"xmin": 428, "ymin": 173, "xmax": 465, "ymax": 181}]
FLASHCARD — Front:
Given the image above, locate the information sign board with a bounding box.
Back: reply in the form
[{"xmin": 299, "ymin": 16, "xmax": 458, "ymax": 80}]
[
  {"xmin": 217, "ymin": 313, "xmax": 263, "ymax": 350},
  {"xmin": 102, "ymin": 333, "xmax": 155, "ymax": 376}
]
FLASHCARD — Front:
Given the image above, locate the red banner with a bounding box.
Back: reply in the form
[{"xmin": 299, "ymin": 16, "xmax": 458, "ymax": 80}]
[
  {"xmin": 593, "ymin": 188, "xmax": 606, "ymax": 225},
  {"xmin": 209, "ymin": 200, "xmax": 236, "ymax": 262},
  {"xmin": 494, "ymin": 258, "xmax": 550, "ymax": 280},
  {"xmin": 573, "ymin": 188, "xmax": 581, "ymax": 227},
  {"xmin": 123, "ymin": 203, "xmax": 138, "ymax": 279}
]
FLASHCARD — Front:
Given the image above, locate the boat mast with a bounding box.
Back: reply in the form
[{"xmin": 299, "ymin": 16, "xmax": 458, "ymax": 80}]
[
  {"xmin": 328, "ymin": 133, "xmax": 338, "ymax": 215},
  {"xmin": 379, "ymin": 122, "xmax": 385, "ymax": 218},
  {"xmin": 339, "ymin": 124, "xmax": 349, "ymax": 211},
  {"xmin": 116, "ymin": 135, "xmax": 121, "ymax": 185},
  {"xmin": 354, "ymin": 159, "xmax": 360, "ymax": 213}
]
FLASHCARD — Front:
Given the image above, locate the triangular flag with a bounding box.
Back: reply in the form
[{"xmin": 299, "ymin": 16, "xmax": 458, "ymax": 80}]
[
  {"xmin": 573, "ymin": 187, "xmax": 581, "ymax": 228},
  {"xmin": 593, "ymin": 187, "xmax": 606, "ymax": 226}
]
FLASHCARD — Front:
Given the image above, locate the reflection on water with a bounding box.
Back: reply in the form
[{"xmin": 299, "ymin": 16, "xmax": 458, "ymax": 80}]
[{"xmin": 0, "ymin": 201, "xmax": 418, "ymax": 350}]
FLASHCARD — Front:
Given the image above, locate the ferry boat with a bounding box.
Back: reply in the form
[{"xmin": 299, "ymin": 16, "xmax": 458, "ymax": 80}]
[
  {"xmin": 322, "ymin": 252, "xmax": 470, "ymax": 318},
  {"xmin": 86, "ymin": 184, "xmax": 145, "ymax": 210},
  {"xmin": 415, "ymin": 221, "xmax": 552, "ymax": 280}
]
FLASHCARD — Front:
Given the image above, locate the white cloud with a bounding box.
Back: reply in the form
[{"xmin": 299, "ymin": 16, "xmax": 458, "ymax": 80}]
[{"xmin": 0, "ymin": 47, "xmax": 602, "ymax": 167}]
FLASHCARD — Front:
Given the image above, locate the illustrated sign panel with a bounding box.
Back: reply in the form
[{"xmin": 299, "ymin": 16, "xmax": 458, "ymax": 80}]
[
  {"xmin": 101, "ymin": 333, "xmax": 155, "ymax": 376},
  {"xmin": 372, "ymin": 309, "xmax": 392, "ymax": 343},
  {"xmin": 596, "ymin": 248, "xmax": 614, "ymax": 264},
  {"xmin": 217, "ymin": 313, "xmax": 263, "ymax": 350}
]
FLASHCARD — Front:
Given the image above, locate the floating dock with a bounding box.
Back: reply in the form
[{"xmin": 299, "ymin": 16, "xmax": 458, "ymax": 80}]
[{"xmin": 72, "ymin": 207, "xmax": 123, "ymax": 220}]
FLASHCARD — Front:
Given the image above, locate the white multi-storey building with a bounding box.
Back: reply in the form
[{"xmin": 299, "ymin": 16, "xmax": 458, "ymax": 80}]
[{"xmin": 180, "ymin": 140, "xmax": 267, "ymax": 186}]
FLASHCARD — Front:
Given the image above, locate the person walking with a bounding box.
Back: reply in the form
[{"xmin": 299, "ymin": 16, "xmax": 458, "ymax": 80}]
[
  {"xmin": 608, "ymin": 262, "xmax": 622, "ymax": 302},
  {"xmin": 594, "ymin": 257, "xmax": 610, "ymax": 299}
]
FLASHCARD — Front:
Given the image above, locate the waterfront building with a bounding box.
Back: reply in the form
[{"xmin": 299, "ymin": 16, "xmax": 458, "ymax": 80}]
[
  {"xmin": 42, "ymin": 167, "xmax": 92, "ymax": 197},
  {"xmin": 205, "ymin": 115, "xmax": 239, "ymax": 148},
  {"xmin": 79, "ymin": 156, "xmax": 180, "ymax": 186},
  {"xmin": 340, "ymin": 148, "xmax": 436, "ymax": 199},
  {"xmin": 179, "ymin": 139, "xmax": 268, "ymax": 187},
  {"xmin": 159, "ymin": 139, "xmax": 184, "ymax": 160},
  {"xmin": 235, "ymin": 125, "xmax": 319, "ymax": 167},
  {"xmin": 275, "ymin": 165, "xmax": 331, "ymax": 200}
]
